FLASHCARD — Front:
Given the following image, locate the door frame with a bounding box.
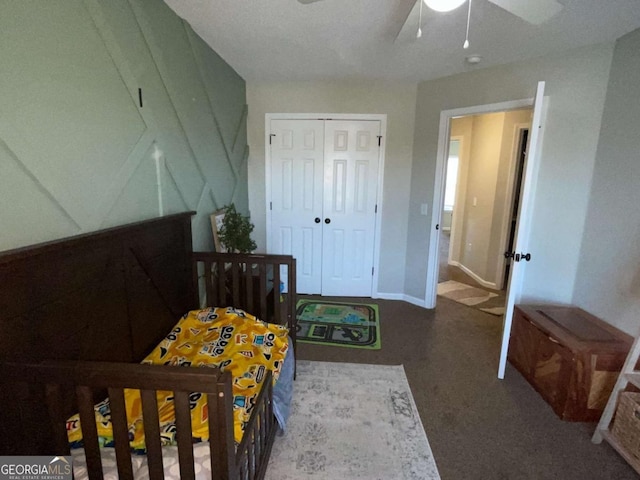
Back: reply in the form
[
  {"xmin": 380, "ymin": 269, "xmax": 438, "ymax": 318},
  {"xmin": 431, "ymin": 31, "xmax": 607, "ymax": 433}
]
[
  {"xmin": 424, "ymin": 98, "xmax": 535, "ymax": 309},
  {"xmin": 265, "ymin": 113, "xmax": 387, "ymax": 297}
]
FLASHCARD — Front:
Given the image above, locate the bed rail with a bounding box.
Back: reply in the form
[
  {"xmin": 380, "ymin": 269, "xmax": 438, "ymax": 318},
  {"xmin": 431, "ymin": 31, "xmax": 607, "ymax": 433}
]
[
  {"xmin": 236, "ymin": 370, "xmax": 277, "ymax": 479},
  {"xmin": 0, "ymin": 360, "xmax": 244, "ymax": 480},
  {"xmin": 192, "ymin": 252, "xmax": 297, "ymax": 361}
]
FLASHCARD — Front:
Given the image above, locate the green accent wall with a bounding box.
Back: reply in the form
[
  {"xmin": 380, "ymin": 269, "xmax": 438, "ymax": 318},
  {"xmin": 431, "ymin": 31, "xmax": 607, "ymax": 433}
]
[{"xmin": 0, "ymin": 0, "xmax": 248, "ymax": 252}]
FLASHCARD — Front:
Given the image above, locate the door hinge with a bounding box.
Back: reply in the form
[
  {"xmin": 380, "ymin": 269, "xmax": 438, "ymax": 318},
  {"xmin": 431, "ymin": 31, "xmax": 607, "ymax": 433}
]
[
  {"xmin": 269, "ymin": 134, "xmax": 276, "ymax": 145},
  {"xmin": 377, "ymin": 135, "xmax": 382, "ymax": 147},
  {"xmin": 270, "ymin": 202, "xmax": 272, "ymax": 211},
  {"xmin": 375, "ymin": 204, "xmax": 378, "ymax": 213},
  {"xmin": 372, "ymin": 267, "xmax": 374, "ymax": 276},
  {"xmin": 138, "ymin": 88, "xmax": 143, "ymax": 108}
]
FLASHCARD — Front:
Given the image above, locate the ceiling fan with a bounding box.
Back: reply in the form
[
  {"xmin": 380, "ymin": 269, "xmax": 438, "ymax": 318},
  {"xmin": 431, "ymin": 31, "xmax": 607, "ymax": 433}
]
[{"xmin": 297, "ymin": 0, "xmax": 563, "ymax": 27}]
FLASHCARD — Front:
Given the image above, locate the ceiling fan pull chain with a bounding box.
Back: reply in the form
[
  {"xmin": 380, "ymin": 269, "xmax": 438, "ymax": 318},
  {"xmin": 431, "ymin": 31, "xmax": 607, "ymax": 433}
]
[{"xmin": 463, "ymin": 0, "xmax": 472, "ymax": 49}]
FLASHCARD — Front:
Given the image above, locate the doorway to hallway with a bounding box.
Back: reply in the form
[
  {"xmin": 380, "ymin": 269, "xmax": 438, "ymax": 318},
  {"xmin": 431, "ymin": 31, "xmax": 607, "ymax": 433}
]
[
  {"xmin": 425, "ymin": 82, "xmax": 547, "ymax": 379},
  {"xmin": 436, "ymin": 110, "xmax": 532, "ymax": 316}
]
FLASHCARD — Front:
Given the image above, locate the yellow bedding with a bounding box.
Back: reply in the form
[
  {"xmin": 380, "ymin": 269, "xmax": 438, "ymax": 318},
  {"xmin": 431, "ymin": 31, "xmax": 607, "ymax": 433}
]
[{"xmin": 66, "ymin": 307, "xmax": 289, "ymax": 451}]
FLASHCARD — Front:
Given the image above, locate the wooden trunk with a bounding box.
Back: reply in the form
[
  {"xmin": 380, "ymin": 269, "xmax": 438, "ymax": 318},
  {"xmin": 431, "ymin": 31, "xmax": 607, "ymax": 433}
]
[{"xmin": 508, "ymin": 305, "xmax": 633, "ymax": 422}]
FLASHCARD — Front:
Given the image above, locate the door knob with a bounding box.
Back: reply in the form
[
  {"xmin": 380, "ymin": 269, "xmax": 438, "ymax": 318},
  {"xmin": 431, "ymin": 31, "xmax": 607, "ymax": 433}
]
[
  {"xmin": 506, "ymin": 252, "xmax": 532, "ymax": 262},
  {"xmin": 315, "ymin": 217, "xmax": 321, "ymax": 223},
  {"xmin": 514, "ymin": 253, "xmax": 532, "ymax": 262},
  {"xmin": 324, "ymin": 218, "xmax": 331, "ymax": 224}
]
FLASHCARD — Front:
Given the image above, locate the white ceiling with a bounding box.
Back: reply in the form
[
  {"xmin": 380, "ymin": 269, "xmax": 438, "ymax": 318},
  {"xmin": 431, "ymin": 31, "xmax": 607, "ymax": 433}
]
[{"xmin": 164, "ymin": 0, "xmax": 640, "ymax": 83}]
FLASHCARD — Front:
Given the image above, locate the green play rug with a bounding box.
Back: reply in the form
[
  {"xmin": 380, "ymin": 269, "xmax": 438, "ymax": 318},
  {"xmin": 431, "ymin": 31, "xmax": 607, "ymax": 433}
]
[{"xmin": 295, "ymin": 300, "xmax": 381, "ymax": 349}]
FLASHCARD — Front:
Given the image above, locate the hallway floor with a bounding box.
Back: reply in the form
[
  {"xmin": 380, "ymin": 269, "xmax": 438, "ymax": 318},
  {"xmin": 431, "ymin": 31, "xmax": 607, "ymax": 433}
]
[{"xmin": 438, "ymin": 230, "xmax": 506, "ymax": 306}]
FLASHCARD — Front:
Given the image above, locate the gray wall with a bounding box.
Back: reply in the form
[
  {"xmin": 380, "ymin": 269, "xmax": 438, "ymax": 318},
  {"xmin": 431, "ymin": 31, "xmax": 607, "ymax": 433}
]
[
  {"xmin": 573, "ymin": 29, "xmax": 640, "ymax": 335},
  {"xmin": 407, "ymin": 43, "xmax": 614, "ymax": 304},
  {"xmin": 0, "ymin": 0, "xmax": 248, "ymax": 253}
]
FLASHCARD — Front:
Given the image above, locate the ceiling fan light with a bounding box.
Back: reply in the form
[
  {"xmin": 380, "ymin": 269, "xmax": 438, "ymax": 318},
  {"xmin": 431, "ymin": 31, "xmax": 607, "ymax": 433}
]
[{"xmin": 423, "ymin": 0, "xmax": 466, "ymax": 13}]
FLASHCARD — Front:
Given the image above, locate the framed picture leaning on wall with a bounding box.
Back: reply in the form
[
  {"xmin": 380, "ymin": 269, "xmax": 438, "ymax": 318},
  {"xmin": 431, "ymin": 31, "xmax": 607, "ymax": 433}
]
[{"xmin": 210, "ymin": 209, "xmax": 226, "ymax": 252}]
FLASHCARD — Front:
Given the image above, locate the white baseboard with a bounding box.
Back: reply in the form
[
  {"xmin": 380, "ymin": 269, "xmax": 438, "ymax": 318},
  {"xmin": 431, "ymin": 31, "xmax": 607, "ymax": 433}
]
[
  {"xmin": 448, "ymin": 261, "xmax": 499, "ymax": 290},
  {"xmin": 375, "ymin": 292, "xmax": 428, "ymax": 308},
  {"xmin": 374, "ymin": 292, "xmax": 404, "ymax": 301}
]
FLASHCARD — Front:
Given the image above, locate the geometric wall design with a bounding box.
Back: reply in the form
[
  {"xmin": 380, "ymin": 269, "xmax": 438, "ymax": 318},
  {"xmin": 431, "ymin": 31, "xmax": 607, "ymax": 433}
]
[{"xmin": 0, "ymin": 0, "xmax": 248, "ymax": 252}]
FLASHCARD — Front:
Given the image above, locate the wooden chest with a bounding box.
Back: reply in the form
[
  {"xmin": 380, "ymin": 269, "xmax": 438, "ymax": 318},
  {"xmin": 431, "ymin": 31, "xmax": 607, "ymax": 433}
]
[{"xmin": 508, "ymin": 305, "xmax": 632, "ymax": 422}]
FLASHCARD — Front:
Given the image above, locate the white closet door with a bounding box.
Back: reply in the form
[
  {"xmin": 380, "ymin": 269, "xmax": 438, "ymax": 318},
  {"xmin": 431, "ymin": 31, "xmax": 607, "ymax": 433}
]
[
  {"xmin": 321, "ymin": 120, "xmax": 380, "ymax": 297},
  {"xmin": 270, "ymin": 119, "xmax": 324, "ymax": 294}
]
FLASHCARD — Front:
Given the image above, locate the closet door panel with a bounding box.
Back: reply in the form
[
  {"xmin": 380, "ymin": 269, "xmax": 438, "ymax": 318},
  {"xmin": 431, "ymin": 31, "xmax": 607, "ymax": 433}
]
[
  {"xmin": 322, "ymin": 120, "xmax": 380, "ymax": 297},
  {"xmin": 270, "ymin": 119, "xmax": 324, "ymax": 294}
]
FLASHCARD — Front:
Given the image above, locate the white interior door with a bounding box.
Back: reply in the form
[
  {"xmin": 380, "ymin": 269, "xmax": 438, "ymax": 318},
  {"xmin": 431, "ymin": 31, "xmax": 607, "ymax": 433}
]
[
  {"xmin": 322, "ymin": 120, "xmax": 381, "ymax": 297},
  {"xmin": 270, "ymin": 119, "xmax": 324, "ymax": 294},
  {"xmin": 497, "ymin": 81, "xmax": 546, "ymax": 379},
  {"xmin": 269, "ymin": 117, "xmax": 381, "ymax": 296}
]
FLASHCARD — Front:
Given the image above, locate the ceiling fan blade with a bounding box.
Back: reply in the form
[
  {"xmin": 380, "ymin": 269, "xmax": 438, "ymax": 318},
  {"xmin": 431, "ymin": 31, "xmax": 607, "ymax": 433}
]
[
  {"xmin": 298, "ymin": 0, "xmax": 324, "ymax": 4},
  {"xmin": 389, "ymin": 0, "xmax": 421, "ymax": 42},
  {"xmin": 488, "ymin": 0, "xmax": 563, "ymax": 25}
]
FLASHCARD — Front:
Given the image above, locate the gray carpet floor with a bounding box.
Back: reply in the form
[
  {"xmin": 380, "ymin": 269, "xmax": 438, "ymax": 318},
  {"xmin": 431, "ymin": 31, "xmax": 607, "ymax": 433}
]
[{"xmin": 294, "ymin": 294, "xmax": 636, "ymax": 479}]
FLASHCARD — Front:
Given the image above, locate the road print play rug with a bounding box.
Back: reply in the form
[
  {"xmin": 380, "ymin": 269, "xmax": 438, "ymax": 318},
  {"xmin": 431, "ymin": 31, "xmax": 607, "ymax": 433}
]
[{"xmin": 295, "ymin": 300, "xmax": 380, "ymax": 349}]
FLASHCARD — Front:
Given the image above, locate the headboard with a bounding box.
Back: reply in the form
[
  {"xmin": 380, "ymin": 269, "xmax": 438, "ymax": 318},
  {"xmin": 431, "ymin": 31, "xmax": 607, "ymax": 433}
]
[
  {"xmin": 0, "ymin": 212, "xmax": 195, "ymax": 453},
  {"xmin": 0, "ymin": 212, "xmax": 196, "ymax": 363}
]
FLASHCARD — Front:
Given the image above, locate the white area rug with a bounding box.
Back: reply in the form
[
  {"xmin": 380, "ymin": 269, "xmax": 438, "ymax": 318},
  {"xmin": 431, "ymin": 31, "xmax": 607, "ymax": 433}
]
[
  {"xmin": 265, "ymin": 360, "xmax": 441, "ymax": 480},
  {"xmin": 437, "ymin": 280, "xmax": 505, "ymax": 316},
  {"xmin": 479, "ymin": 306, "xmax": 507, "ymax": 316},
  {"xmin": 437, "ymin": 280, "xmax": 497, "ymax": 306}
]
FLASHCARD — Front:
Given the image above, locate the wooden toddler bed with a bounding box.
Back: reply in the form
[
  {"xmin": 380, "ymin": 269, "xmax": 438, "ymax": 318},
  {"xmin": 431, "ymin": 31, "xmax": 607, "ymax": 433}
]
[{"xmin": 0, "ymin": 212, "xmax": 296, "ymax": 480}]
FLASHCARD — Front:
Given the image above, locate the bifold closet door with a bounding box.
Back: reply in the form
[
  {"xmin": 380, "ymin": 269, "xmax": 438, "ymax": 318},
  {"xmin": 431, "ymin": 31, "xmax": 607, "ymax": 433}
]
[
  {"xmin": 269, "ymin": 118, "xmax": 380, "ymax": 296},
  {"xmin": 270, "ymin": 119, "xmax": 324, "ymax": 294},
  {"xmin": 321, "ymin": 120, "xmax": 380, "ymax": 297}
]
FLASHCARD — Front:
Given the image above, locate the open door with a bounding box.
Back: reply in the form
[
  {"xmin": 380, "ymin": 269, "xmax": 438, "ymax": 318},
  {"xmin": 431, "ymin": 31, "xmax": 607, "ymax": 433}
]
[{"xmin": 497, "ymin": 81, "xmax": 546, "ymax": 379}]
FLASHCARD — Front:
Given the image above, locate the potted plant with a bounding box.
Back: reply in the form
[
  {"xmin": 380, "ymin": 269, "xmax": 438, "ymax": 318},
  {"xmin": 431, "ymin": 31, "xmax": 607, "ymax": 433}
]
[{"xmin": 218, "ymin": 203, "xmax": 257, "ymax": 253}]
